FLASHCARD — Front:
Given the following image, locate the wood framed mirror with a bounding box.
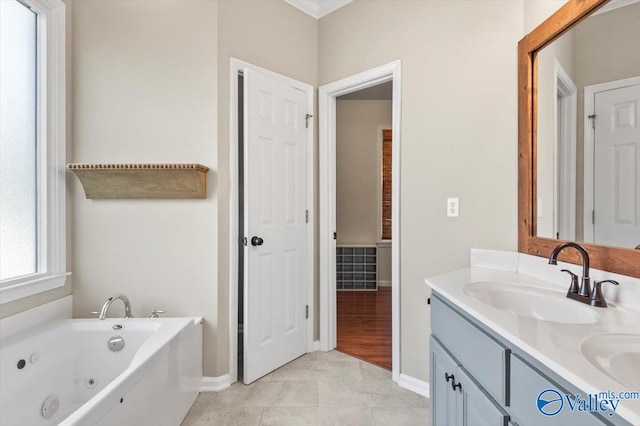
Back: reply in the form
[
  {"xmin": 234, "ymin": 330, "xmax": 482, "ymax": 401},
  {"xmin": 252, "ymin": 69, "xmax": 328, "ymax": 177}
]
[{"xmin": 518, "ymin": 0, "xmax": 640, "ymax": 277}]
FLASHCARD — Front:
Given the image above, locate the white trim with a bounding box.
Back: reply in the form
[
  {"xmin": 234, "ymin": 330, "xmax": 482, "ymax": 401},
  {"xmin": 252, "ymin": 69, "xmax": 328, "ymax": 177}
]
[
  {"xmin": 309, "ymin": 340, "xmax": 321, "ymax": 352},
  {"xmin": 376, "ymin": 125, "xmax": 392, "ymax": 242},
  {"xmin": 0, "ymin": 0, "xmax": 68, "ymax": 304},
  {"xmin": 554, "ymin": 60, "xmax": 577, "ymax": 241},
  {"xmin": 0, "ymin": 295, "xmax": 72, "ymax": 341},
  {"xmin": 200, "ymin": 375, "xmax": 232, "ymax": 393},
  {"xmin": 397, "ymin": 373, "xmax": 430, "ymax": 398},
  {"xmin": 284, "ymin": 0, "xmax": 353, "ymax": 19},
  {"xmin": 583, "ymin": 76, "xmax": 640, "ymax": 242},
  {"xmin": 228, "ymin": 58, "xmax": 315, "ymax": 385},
  {"xmin": 319, "ymin": 61, "xmax": 402, "ymax": 382}
]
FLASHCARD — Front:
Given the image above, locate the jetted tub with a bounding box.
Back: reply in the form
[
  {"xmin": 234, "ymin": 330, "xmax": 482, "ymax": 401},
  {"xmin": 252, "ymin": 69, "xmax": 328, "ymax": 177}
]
[{"xmin": 0, "ymin": 317, "xmax": 202, "ymax": 426}]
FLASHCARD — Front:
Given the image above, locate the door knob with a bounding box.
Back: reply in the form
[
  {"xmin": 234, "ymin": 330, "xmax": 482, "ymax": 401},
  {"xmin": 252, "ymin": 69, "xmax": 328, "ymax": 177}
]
[{"xmin": 251, "ymin": 236, "xmax": 264, "ymax": 246}]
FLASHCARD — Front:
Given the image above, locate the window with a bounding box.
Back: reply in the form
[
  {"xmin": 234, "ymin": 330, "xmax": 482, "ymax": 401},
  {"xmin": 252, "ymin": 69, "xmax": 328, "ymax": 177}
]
[
  {"xmin": 381, "ymin": 129, "xmax": 392, "ymax": 240},
  {"xmin": 0, "ymin": 0, "xmax": 67, "ymax": 303}
]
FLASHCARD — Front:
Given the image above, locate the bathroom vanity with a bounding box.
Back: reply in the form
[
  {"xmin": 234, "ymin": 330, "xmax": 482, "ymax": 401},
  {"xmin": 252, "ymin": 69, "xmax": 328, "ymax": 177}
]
[{"xmin": 426, "ymin": 250, "xmax": 640, "ymax": 426}]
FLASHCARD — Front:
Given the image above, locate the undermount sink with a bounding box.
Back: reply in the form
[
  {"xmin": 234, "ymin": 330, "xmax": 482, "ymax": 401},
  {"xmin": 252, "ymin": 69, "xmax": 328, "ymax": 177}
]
[
  {"xmin": 581, "ymin": 334, "xmax": 640, "ymax": 390},
  {"xmin": 463, "ymin": 281, "xmax": 600, "ymax": 324}
]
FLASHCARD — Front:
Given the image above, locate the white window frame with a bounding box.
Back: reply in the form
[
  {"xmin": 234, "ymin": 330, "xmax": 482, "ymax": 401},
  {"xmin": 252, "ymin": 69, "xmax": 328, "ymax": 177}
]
[{"xmin": 0, "ymin": 0, "xmax": 69, "ymax": 304}]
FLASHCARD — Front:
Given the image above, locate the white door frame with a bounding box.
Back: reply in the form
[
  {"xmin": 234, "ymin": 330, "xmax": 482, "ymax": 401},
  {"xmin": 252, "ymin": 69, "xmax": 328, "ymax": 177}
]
[
  {"xmin": 228, "ymin": 58, "xmax": 315, "ymax": 384},
  {"xmin": 319, "ymin": 60, "xmax": 402, "ymax": 381},
  {"xmin": 583, "ymin": 76, "xmax": 640, "ymax": 242},
  {"xmin": 554, "ymin": 59, "xmax": 577, "ymax": 241}
]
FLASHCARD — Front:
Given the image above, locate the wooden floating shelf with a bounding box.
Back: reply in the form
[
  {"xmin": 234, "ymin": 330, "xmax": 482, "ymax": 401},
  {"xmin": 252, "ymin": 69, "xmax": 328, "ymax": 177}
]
[{"xmin": 67, "ymin": 163, "xmax": 209, "ymax": 199}]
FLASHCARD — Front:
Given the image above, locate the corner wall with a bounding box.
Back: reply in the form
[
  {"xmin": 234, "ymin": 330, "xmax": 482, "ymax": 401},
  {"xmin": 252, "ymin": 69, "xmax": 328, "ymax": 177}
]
[
  {"xmin": 70, "ymin": 0, "xmax": 219, "ymax": 376},
  {"xmin": 319, "ymin": 0, "xmax": 523, "ymax": 382}
]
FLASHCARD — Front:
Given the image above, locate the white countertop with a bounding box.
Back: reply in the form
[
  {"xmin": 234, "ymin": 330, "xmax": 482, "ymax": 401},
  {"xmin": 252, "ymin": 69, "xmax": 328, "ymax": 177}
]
[{"xmin": 425, "ymin": 261, "xmax": 640, "ymax": 425}]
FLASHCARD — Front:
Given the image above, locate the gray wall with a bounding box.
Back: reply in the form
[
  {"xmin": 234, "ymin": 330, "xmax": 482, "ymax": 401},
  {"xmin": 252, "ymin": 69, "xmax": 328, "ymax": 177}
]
[
  {"xmin": 70, "ymin": 0, "xmax": 219, "ymax": 376},
  {"xmin": 319, "ymin": 0, "xmax": 524, "ymax": 382},
  {"xmin": 336, "ymin": 100, "xmax": 391, "ymax": 245}
]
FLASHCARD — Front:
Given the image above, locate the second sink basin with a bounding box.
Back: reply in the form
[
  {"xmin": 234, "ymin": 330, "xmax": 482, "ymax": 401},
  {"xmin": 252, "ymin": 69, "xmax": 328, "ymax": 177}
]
[
  {"xmin": 463, "ymin": 281, "xmax": 600, "ymax": 324},
  {"xmin": 581, "ymin": 334, "xmax": 640, "ymax": 390}
]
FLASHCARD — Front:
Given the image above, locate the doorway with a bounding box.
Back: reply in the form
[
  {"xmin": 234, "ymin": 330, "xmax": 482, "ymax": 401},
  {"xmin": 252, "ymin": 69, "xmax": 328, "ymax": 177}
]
[
  {"xmin": 334, "ymin": 85, "xmax": 393, "ymax": 370},
  {"xmin": 228, "ymin": 59, "xmax": 315, "ymax": 385},
  {"xmin": 319, "ymin": 61, "xmax": 402, "ymax": 381}
]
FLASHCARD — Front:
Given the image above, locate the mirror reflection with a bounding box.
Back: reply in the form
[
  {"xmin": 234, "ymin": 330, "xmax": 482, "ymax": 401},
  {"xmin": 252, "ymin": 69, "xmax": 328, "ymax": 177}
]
[{"xmin": 536, "ymin": 0, "xmax": 640, "ymax": 249}]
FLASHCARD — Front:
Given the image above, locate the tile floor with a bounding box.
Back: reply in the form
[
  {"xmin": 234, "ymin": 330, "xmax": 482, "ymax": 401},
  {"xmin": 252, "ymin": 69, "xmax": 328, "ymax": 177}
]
[{"xmin": 181, "ymin": 350, "xmax": 431, "ymax": 426}]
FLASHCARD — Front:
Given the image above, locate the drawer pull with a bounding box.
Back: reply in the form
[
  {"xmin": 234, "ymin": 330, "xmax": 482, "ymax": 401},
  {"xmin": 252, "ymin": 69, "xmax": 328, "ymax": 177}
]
[
  {"xmin": 452, "ymin": 380, "xmax": 462, "ymax": 391},
  {"xmin": 445, "ymin": 373, "xmax": 454, "ymax": 383}
]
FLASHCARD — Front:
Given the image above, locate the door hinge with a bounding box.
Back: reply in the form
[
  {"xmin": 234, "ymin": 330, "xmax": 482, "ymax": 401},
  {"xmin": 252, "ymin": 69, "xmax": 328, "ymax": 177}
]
[
  {"xmin": 305, "ymin": 210, "xmax": 309, "ymax": 223},
  {"xmin": 588, "ymin": 114, "xmax": 597, "ymax": 129},
  {"xmin": 333, "ymin": 232, "xmax": 337, "ymax": 240},
  {"xmin": 592, "ymin": 210, "xmax": 595, "ymax": 225},
  {"xmin": 305, "ymin": 305, "xmax": 309, "ymax": 319},
  {"xmin": 243, "ymin": 237, "xmax": 248, "ymax": 247},
  {"xmin": 305, "ymin": 114, "xmax": 313, "ymax": 129}
]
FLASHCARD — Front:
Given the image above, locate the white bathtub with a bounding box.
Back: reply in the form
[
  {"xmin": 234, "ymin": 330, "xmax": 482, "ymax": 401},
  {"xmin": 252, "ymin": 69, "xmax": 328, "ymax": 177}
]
[{"xmin": 0, "ymin": 317, "xmax": 202, "ymax": 426}]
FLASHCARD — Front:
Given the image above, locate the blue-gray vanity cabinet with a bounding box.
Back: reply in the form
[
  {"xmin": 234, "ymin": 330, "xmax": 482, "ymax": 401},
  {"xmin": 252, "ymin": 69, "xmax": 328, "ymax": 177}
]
[
  {"xmin": 430, "ymin": 335, "xmax": 460, "ymax": 425},
  {"xmin": 431, "ymin": 336, "xmax": 509, "ymax": 426},
  {"xmin": 510, "ymin": 355, "xmax": 607, "ymax": 426},
  {"xmin": 430, "ymin": 292, "xmax": 627, "ymax": 426},
  {"xmin": 431, "ymin": 291, "xmax": 509, "ymax": 405}
]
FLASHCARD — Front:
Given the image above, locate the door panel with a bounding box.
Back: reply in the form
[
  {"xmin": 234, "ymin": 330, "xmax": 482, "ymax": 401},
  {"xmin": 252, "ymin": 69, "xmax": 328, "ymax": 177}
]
[
  {"xmin": 243, "ymin": 68, "xmax": 308, "ymax": 384},
  {"xmin": 594, "ymin": 83, "xmax": 640, "ymax": 248}
]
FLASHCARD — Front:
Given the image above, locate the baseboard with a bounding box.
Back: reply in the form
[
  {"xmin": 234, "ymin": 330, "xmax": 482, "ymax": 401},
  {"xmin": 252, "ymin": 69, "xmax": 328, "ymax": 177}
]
[
  {"xmin": 398, "ymin": 373, "xmax": 430, "ymax": 398},
  {"xmin": 308, "ymin": 340, "xmax": 320, "ymax": 352},
  {"xmin": 201, "ymin": 374, "xmax": 232, "ymax": 392},
  {"xmin": 378, "ymin": 280, "xmax": 392, "ymax": 287}
]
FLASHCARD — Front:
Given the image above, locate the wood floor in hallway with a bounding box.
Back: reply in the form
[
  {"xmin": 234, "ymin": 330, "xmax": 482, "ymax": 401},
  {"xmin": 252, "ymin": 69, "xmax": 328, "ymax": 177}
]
[{"xmin": 336, "ymin": 287, "xmax": 392, "ymax": 371}]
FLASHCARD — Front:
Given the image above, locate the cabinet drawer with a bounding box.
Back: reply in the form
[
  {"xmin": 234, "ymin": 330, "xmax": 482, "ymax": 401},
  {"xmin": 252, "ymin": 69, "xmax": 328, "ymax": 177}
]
[
  {"xmin": 432, "ymin": 294, "xmax": 509, "ymax": 405},
  {"xmin": 510, "ymin": 355, "xmax": 607, "ymax": 426}
]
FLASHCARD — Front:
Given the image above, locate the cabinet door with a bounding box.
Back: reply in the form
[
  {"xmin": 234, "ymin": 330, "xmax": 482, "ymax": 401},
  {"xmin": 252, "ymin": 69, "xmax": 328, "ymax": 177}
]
[
  {"xmin": 431, "ymin": 336, "xmax": 461, "ymax": 426},
  {"xmin": 455, "ymin": 365, "xmax": 510, "ymax": 426},
  {"xmin": 510, "ymin": 355, "xmax": 608, "ymax": 426}
]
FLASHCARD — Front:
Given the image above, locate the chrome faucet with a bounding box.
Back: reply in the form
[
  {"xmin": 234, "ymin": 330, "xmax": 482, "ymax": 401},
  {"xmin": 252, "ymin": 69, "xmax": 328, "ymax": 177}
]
[
  {"xmin": 97, "ymin": 294, "xmax": 134, "ymax": 320},
  {"xmin": 548, "ymin": 242, "xmax": 618, "ymax": 308}
]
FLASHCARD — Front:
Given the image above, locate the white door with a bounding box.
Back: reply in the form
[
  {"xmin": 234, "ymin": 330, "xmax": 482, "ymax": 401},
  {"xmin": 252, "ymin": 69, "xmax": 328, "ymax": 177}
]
[
  {"xmin": 593, "ymin": 83, "xmax": 640, "ymax": 248},
  {"xmin": 243, "ymin": 68, "xmax": 308, "ymax": 384}
]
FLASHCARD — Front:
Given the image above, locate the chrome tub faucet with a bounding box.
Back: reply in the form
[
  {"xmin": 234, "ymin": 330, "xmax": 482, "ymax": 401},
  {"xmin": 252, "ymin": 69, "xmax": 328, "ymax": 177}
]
[{"xmin": 95, "ymin": 294, "xmax": 134, "ymax": 320}]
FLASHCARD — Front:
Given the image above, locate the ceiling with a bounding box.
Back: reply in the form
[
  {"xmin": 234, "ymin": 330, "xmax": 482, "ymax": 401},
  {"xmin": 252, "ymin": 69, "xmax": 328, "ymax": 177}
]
[
  {"xmin": 284, "ymin": 0, "xmax": 353, "ymax": 19},
  {"xmin": 337, "ymin": 81, "xmax": 393, "ymax": 101}
]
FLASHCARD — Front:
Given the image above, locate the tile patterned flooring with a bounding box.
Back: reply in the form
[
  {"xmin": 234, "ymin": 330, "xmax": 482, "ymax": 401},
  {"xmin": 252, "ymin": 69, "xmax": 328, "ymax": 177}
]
[{"xmin": 181, "ymin": 350, "xmax": 431, "ymax": 426}]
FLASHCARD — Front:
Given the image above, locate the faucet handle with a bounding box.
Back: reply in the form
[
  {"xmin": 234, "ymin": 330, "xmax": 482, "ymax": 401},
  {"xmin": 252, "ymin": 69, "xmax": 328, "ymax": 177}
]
[
  {"xmin": 150, "ymin": 309, "xmax": 165, "ymax": 318},
  {"xmin": 560, "ymin": 269, "xmax": 579, "ymax": 294},
  {"xmin": 590, "ymin": 280, "xmax": 619, "ymax": 308}
]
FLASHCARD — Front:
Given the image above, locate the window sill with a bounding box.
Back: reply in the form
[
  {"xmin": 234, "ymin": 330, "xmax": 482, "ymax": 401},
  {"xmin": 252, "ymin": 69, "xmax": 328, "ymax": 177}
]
[{"xmin": 0, "ymin": 272, "xmax": 71, "ymax": 304}]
